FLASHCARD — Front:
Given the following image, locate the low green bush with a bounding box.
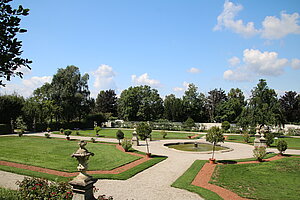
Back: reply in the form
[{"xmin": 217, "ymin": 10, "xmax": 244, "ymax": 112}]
[
  {"xmin": 121, "ymin": 138, "xmax": 132, "ymax": 152},
  {"xmin": 64, "ymin": 129, "xmax": 72, "ymax": 136},
  {"xmin": 44, "ymin": 133, "xmax": 50, "ymax": 138},
  {"xmin": 221, "ymin": 121, "xmax": 230, "ymax": 132},
  {"xmin": 116, "ymin": 130, "xmax": 124, "ymax": 145},
  {"xmin": 16, "ymin": 177, "xmax": 72, "ymax": 200},
  {"xmin": 0, "ymin": 188, "xmax": 21, "ymax": 200},
  {"xmin": 253, "ymin": 146, "xmax": 266, "ymax": 161},
  {"xmin": 277, "ymin": 140, "xmax": 288, "ymax": 154}
]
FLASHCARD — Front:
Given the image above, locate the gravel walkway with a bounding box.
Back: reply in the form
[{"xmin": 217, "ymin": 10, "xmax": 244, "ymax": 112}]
[{"xmin": 1, "ymin": 133, "xmax": 300, "ymax": 200}]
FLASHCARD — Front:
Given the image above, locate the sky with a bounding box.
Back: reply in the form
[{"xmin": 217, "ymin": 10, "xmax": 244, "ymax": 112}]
[{"xmin": 1, "ymin": 0, "xmax": 300, "ymax": 98}]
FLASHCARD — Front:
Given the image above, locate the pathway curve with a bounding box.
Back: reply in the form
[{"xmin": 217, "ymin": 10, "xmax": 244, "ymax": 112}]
[{"xmin": 1, "ymin": 133, "xmax": 300, "ymax": 200}]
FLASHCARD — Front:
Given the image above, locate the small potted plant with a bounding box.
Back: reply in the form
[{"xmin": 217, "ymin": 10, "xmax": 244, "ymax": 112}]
[
  {"xmin": 206, "ymin": 126, "xmax": 225, "ymax": 164},
  {"xmin": 64, "ymin": 129, "xmax": 72, "ymax": 140},
  {"xmin": 136, "ymin": 122, "xmax": 152, "ymax": 158}
]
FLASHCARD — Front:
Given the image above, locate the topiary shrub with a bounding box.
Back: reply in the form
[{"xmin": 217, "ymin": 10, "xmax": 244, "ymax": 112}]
[
  {"xmin": 121, "ymin": 138, "xmax": 132, "ymax": 152},
  {"xmin": 60, "ymin": 128, "xmax": 64, "ymax": 134},
  {"xmin": 265, "ymin": 132, "xmax": 274, "ymax": 147},
  {"xmin": 253, "ymin": 146, "xmax": 266, "ymax": 162},
  {"xmin": 277, "ymin": 140, "xmax": 288, "ymax": 155},
  {"xmin": 116, "ymin": 130, "xmax": 124, "ymax": 145},
  {"xmin": 64, "ymin": 129, "xmax": 72, "ymax": 140},
  {"xmin": 16, "ymin": 177, "xmax": 72, "ymax": 200},
  {"xmin": 44, "ymin": 133, "xmax": 50, "ymax": 138},
  {"xmin": 242, "ymin": 132, "xmax": 250, "ymax": 143},
  {"xmin": 221, "ymin": 121, "xmax": 230, "ymax": 132}
]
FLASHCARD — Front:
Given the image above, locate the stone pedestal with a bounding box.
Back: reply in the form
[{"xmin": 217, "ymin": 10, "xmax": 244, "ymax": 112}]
[
  {"xmin": 132, "ymin": 129, "xmax": 139, "ymax": 146},
  {"xmin": 69, "ymin": 173, "xmax": 97, "ymax": 200}
]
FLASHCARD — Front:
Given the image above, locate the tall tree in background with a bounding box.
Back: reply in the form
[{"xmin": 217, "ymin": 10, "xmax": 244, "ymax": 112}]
[
  {"xmin": 95, "ymin": 89, "xmax": 117, "ymax": 116},
  {"xmin": 182, "ymin": 84, "xmax": 207, "ymax": 122},
  {"xmin": 279, "ymin": 91, "xmax": 300, "ymax": 123},
  {"xmin": 164, "ymin": 94, "xmax": 184, "ymax": 122},
  {"xmin": 0, "ymin": 0, "xmax": 31, "ymax": 86},
  {"xmin": 118, "ymin": 85, "xmax": 163, "ymax": 121},
  {"xmin": 238, "ymin": 79, "xmax": 284, "ymax": 128},
  {"xmin": 207, "ymin": 88, "xmax": 227, "ymax": 122},
  {"xmin": 215, "ymin": 88, "xmax": 245, "ymax": 122},
  {"xmin": 49, "ymin": 65, "xmax": 92, "ymax": 122}
]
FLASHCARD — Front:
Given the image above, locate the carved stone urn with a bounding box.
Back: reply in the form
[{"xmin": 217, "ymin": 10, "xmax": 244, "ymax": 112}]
[{"xmin": 69, "ymin": 140, "xmax": 97, "ymax": 200}]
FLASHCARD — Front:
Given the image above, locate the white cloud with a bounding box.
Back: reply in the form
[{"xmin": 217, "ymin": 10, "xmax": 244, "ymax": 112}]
[
  {"xmin": 92, "ymin": 64, "xmax": 116, "ymax": 90},
  {"xmin": 214, "ymin": 0, "xmax": 259, "ymax": 38},
  {"xmin": 187, "ymin": 67, "xmax": 201, "ymax": 74},
  {"xmin": 214, "ymin": 1, "xmax": 300, "ymax": 40},
  {"xmin": 0, "ymin": 76, "xmax": 52, "ymax": 97},
  {"xmin": 131, "ymin": 73, "xmax": 161, "ymax": 87},
  {"xmin": 291, "ymin": 58, "xmax": 300, "ymax": 69},
  {"xmin": 173, "ymin": 81, "xmax": 189, "ymax": 92},
  {"xmin": 261, "ymin": 12, "xmax": 300, "ymax": 39},
  {"xmin": 224, "ymin": 49, "xmax": 291, "ymax": 81},
  {"xmin": 228, "ymin": 56, "xmax": 240, "ymax": 66},
  {"xmin": 16, "ymin": 67, "xmax": 31, "ymax": 76}
]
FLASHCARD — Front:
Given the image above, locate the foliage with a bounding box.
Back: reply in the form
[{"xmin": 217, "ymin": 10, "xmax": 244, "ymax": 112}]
[
  {"xmin": 116, "ymin": 130, "xmax": 124, "ymax": 145},
  {"xmin": 265, "ymin": 132, "xmax": 274, "ymax": 147},
  {"xmin": 0, "ymin": 0, "xmax": 31, "ymax": 86},
  {"xmin": 136, "ymin": 122, "xmax": 152, "ymax": 154},
  {"xmin": 164, "ymin": 94, "xmax": 185, "ymax": 122},
  {"xmin": 206, "ymin": 126, "xmax": 225, "ymax": 159},
  {"xmin": 16, "ymin": 177, "xmax": 72, "ymax": 200},
  {"xmin": 44, "ymin": 133, "xmax": 50, "ymax": 138},
  {"xmin": 242, "ymin": 132, "xmax": 250, "ymax": 143},
  {"xmin": 221, "ymin": 121, "xmax": 230, "ymax": 131},
  {"xmin": 60, "ymin": 128, "xmax": 64, "ymax": 134},
  {"xmin": 117, "ymin": 85, "xmax": 164, "ymax": 121},
  {"xmin": 94, "ymin": 126, "xmax": 101, "ymax": 134},
  {"xmin": 121, "ymin": 138, "xmax": 132, "ymax": 152},
  {"xmin": 277, "ymin": 140, "xmax": 288, "ymax": 154},
  {"xmin": 91, "ymin": 138, "xmax": 96, "ymax": 143},
  {"xmin": 207, "ymin": 88, "xmax": 227, "ymax": 122},
  {"xmin": 0, "ymin": 187, "xmax": 21, "ymax": 200},
  {"xmin": 279, "ymin": 91, "xmax": 300, "ymax": 123},
  {"xmin": 253, "ymin": 146, "xmax": 266, "ymax": 161},
  {"xmin": 184, "ymin": 117, "xmax": 195, "ymax": 130},
  {"xmin": 95, "ymin": 89, "xmax": 117, "ymax": 116},
  {"xmin": 161, "ymin": 130, "xmax": 167, "ymax": 138},
  {"xmin": 287, "ymin": 128, "xmax": 300, "ymax": 136},
  {"xmin": 0, "ymin": 95, "xmax": 24, "ymax": 127},
  {"xmin": 64, "ymin": 129, "xmax": 72, "ymax": 136}
]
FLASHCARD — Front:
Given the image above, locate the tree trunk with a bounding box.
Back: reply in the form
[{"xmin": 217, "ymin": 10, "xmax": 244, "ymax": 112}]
[
  {"xmin": 212, "ymin": 142, "xmax": 216, "ymax": 159},
  {"xmin": 145, "ymin": 139, "xmax": 150, "ymax": 154}
]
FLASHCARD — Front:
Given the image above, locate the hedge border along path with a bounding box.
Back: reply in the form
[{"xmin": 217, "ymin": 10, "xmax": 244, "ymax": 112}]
[
  {"xmin": 191, "ymin": 155, "xmax": 286, "ymax": 200},
  {"xmin": 0, "ymin": 144, "xmax": 150, "ymax": 177}
]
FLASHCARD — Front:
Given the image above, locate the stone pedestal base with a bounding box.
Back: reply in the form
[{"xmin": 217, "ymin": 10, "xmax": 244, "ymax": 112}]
[{"xmin": 69, "ymin": 173, "xmax": 97, "ymax": 200}]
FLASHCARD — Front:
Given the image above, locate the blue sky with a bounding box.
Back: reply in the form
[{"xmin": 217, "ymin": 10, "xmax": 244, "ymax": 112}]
[{"xmin": 1, "ymin": 0, "xmax": 300, "ymax": 98}]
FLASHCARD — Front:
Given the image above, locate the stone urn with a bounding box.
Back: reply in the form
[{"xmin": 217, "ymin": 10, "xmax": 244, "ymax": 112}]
[{"xmin": 69, "ymin": 140, "xmax": 97, "ymax": 200}]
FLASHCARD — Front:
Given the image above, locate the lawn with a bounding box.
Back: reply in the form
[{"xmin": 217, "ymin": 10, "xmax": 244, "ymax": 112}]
[
  {"xmin": 226, "ymin": 135, "xmax": 300, "ymax": 149},
  {"xmin": 54, "ymin": 128, "xmax": 203, "ymax": 140},
  {"xmin": 210, "ymin": 157, "xmax": 300, "ymax": 200},
  {"xmin": 0, "ymin": 136, "xmax": 140, "ymax": 172},
  {"xmin": 172, "ymin": 160, "xmax": 222, "ymax": 200}
]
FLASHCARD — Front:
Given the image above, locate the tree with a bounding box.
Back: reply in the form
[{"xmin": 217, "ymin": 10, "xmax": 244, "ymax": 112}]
[
  {"xmin": 164, "ymin": 94, "xmax": 185, "ymax": 122},
  {"xmin": 116, "ymin": 130, "xmax": 124, "ymax": 145},
  {"xmin": 0, "ymin": 94, "xmax": 24, "ymax": 130},
  {"xmin": 240, "ymin": 79, "xmax": 284, "ymax": 128},
  {"xmin": 182, "ymin": 84, "xmax": 207, "ymax": 122},
  {"xmin": 49, "ymin": 65, "xmax": 93, "ymax": 122},
  {"xmin": 206, "ymin": 126, "xmax": 225, "ymax": 160},
  {"xmin": 277, "ymin": 140, "xmax": 288, "ymax": 155},
  {"xmin": 0, "ymin": 0, "xmax": 31, "ymax": 86},
  {"xmin": 279, "ymin": 91, "xmax": 300, "ymax": 123},
  {"xmin": 184, "ymin": 117, "xmax": 195, "ymax": 130},
  {"xmin": 136, "ymin": 122, "xmax": 152, "ymax": 154},
  {"xmin": 207, "ymin": 88, "xmax": 227, "ymax": 122},
  {"xmin": 118, "ymin": 85, "xmax": 163, "ymax": 121},
  {"xmin": 95, "ymin": 89, "xmax": 117, "ymax": 116}
]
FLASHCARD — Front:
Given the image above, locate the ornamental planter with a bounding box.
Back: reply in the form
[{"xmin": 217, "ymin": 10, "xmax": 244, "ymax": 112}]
[{"xmin": 209, "ymin": 158, "xmax": 216, "ymax": 164}]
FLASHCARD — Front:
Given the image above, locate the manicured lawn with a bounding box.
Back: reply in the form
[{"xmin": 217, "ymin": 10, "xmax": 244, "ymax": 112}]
[
  {"xmin": 210, "ymin": 157, "xmax": 300, "ymax": 200},
  {"xmin": 0, "ymin": 187, "xmax": 20, "ymax": 200},
  {"xmin": 172, "ymin": 160, "xmax": 222, "ymax": 200},
  {"xmin": 54, "ymin": 128, "xmax": 203, "ymax": 140},
  {"xmin": 226, "ymin": 135, "xmax": 300, "ymax": 149},
  {"xmin": 0, "ymin": 136, "xmax": 140, "ymax": 172}
]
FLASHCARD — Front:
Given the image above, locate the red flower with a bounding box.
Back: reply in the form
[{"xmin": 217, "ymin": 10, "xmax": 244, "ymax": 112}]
[{"xmin": 32, "ymin": 187, "xmax": 36, "ymax": 190}]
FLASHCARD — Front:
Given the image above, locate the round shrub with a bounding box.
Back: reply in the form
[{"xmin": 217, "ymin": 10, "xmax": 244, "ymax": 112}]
[
  {"xmin": 277, "ymin": 140, "xmax": 288, "ymax": 154},
  {"xmin": 221, "ymin": 121, "xmax": 230, "ymax": 131},
  {"xmin": 253, "ymin": 146, "xmax": 266, "ymax": 161},
  {"xmin": 116, "ymin": 130, "xmax": 124, "ymax": 145}
]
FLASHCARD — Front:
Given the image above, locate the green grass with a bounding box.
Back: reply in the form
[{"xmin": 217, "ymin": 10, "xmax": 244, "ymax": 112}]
[
  {"xmin": 0, "ymin": 136, "xmax": 140, "ymax": 172},
  {"xmin": 54, "ymin": 128, "xmax": 203, "ymax": 140},
  {"xmin": 172, "ymin": 160, "xmax": 222, "ymax": 200},
  {"xmin": 210, "ymin": 157, "xmax": 300, "ymax": 200},
  {"xmin": 226, "ymin": 135, "xmax": 300, "ymax": 149},
  {"xmin": 0, "ymin": 188, "xmax": 20, "ymax": 200}
]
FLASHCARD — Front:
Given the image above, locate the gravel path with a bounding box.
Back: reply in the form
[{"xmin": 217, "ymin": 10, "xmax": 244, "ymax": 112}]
[{"xmin": 1, "ymin": 133, "xmax": 300, "ymax": 200}]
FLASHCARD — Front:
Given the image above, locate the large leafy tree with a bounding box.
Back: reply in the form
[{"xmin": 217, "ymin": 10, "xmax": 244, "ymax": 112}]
[
  {"xmin": 182, "ymin": 83, "xmax": 207, "ymax": 122},
  {"xmin": 95, "ymin": 89, "xmax": 117, "ymax": 116},
  {"xmin": 47, "ymin": 65, "xmax": 92, "ymax": 122},
  {"xmin": 0, "ymin": 0, "xmax": 31, "ymax": 86},
  {"xmin": 279, "ymin": 91, "xmax": 300, "ymax": 123},
  {"xmin": 0, "ymin": 94, "xmax": 24, "ymax": 129},
  {"xmin": 239, "ymin": 79, "xmax": 283, "ymax": 128},
  {"xmin": 207, "ymin": 88, "xmax": 227, "ymax": 122},
  {"xmin": 118, "ymin": 85, "xmax": 163, "ymax": 121},
  {"xmin": 163, "ymin": 94, "xmax": 184, "ymax": 122},
  {"xmin": 215, "ymin": 88, "xmax": 245, "ymax": 122}
]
